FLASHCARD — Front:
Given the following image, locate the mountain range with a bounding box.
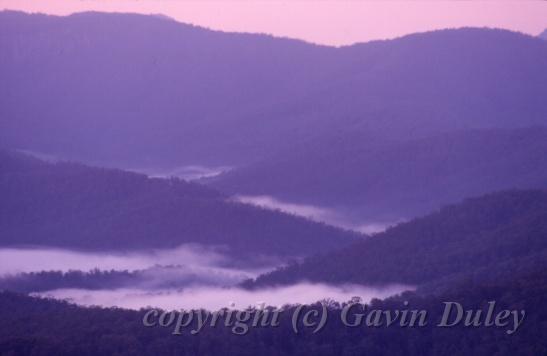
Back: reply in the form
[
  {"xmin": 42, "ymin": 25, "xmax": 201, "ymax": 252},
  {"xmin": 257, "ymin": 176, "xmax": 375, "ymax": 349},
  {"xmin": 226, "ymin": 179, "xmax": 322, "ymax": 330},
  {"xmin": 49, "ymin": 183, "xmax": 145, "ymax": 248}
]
[
  {"xmin": 1, "ymin": 11, "xmax": 546, "ymax": 170},
  {"xmin": 1, "ymin": 10, "xmax": 547, "ymax": 354},
  {"xmin": 2, "ymin": 11, "xmax": 546, "ymax": 225}
]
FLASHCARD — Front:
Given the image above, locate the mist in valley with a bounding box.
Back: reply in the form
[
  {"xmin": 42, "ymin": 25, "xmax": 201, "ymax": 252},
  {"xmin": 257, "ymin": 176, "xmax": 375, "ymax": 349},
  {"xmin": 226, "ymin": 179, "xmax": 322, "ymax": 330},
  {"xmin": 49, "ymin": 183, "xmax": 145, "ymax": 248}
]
[
  {"xmin": 0, "ymin": 246, "xmax": 268, "ymax": 292},
  {"xmin": 34, "ymin": 283, "xmax": 412, "ymax": 311},
  {"xmin": 133, "ymin": 165, "xmax": 232, "ymax": 181},
  {"xmin": 234, "ymin": 195, "xmax": 398, "ymax": 235},
  {"xmin": 0, "ymin": 246, "xmax": 411, "ymax": 311}
]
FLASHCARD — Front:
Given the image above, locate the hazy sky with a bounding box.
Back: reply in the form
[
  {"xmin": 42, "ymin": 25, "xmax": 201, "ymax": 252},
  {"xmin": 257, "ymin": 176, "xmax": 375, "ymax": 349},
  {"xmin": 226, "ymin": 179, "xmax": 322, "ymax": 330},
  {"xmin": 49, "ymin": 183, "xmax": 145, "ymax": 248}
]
[{"xmin": 0, "ymin": 1, "xmax": 546, "ymax": 46}]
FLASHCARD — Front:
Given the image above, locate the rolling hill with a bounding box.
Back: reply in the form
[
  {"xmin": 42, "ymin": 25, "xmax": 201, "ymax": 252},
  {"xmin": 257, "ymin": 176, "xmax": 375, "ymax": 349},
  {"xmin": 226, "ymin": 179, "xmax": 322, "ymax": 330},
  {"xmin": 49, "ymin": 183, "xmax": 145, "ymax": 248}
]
[
  {"xmin": 211, "ymin": 128, "xmax": 547, "ymax": 222},
  {"xmin": 244, "ymin": 189, "xmax": 547, "ymax": 289},
  {"xmin": 0, "ymin": 150, "xmax": 357, "ymax": 259}
]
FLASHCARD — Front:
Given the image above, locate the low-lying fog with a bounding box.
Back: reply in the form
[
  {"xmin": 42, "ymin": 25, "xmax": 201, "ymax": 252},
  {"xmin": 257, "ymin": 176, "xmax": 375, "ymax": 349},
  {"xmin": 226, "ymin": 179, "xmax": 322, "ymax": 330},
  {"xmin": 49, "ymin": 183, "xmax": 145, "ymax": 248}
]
[
  {"xmin": 233, "ymin": 195, "xmax": 399, "ymax": 235},
  {"xmin": 134, "ymin": 165, "xmax": 232, "ymax": 180},
  {"xmin": 0, "ymin": 245, "xmax": 260, "ymax": 275},
  {"xmin": 0, "ymin": 246, "xmax": 412, "ymax": 311},
  {"xmin": 35, "ymin": 283, "xmax": 411, "ymax": 311},
  {"xmin": 0, "ymin": 245, "xmax": 268, "ymax": 288}
]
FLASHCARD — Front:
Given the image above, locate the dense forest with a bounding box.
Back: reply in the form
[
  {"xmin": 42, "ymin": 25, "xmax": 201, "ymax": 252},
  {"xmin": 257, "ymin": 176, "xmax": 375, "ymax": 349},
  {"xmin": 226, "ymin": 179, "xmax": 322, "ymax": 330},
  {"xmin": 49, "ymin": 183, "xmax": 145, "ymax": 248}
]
[
  {"xmin": 245, "ymin": 190, "xmax": 547, "ymax": 291},
  {"xmin": 1, "ymin": 270, "xmax": 546, "ymax": 355},
  {"xmin": 0, "ymin": 150, "xmax": 357, "ymax": 258}
]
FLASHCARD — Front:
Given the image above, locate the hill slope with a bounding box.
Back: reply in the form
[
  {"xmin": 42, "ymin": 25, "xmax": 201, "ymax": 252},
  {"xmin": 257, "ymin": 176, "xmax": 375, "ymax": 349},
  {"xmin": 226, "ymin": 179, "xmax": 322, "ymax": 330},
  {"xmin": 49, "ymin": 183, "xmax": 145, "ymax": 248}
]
[
  {"xmin": 0, "ymin": 150, "xmax": 357, "ymax": 258},
  {"xmin": 211, "ymin": 128, "xmax": 547, "ymax": 222},
  {"xmin": 245, "ymin": 190, "xmax": 547, "ymax": 288}
]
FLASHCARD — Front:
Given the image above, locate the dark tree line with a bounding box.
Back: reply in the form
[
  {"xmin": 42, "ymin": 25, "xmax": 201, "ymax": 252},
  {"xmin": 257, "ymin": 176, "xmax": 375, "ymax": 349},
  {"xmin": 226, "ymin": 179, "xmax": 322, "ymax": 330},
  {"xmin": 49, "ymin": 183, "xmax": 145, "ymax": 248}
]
[{"xmin": 0, "ymin": 270, "xmax": 546, "ymax": 355}]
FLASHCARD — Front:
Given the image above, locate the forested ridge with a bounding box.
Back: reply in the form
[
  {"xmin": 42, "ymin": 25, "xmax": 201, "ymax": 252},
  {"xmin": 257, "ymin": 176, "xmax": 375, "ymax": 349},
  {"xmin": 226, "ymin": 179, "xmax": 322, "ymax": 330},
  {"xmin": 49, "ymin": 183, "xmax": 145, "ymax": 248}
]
[
  {"xmin": 246, "ymin": 190, "xmax": 547, "ymax": 290},
  {"xmin": 0, "ymin": 150, "xmax": 357, "ymax": 257},
  {"xmin": 211, "ymin": 128, "xmax": 547, "ymax": 221}
]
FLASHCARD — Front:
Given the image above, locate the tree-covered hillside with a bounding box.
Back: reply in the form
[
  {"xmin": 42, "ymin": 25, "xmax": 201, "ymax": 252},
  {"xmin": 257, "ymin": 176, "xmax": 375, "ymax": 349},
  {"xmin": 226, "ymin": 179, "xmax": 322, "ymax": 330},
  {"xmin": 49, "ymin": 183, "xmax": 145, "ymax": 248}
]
[
  {"xmin": 0, "ymin": 150, "xmax": 357, "ymax": 258},
  {"xmin": 211, "ymin": 128, "xmax": 547, "ymax": 222},
  {"xmin": 245, "ymin": 190, "xmax": 547, "ymax": 288}
]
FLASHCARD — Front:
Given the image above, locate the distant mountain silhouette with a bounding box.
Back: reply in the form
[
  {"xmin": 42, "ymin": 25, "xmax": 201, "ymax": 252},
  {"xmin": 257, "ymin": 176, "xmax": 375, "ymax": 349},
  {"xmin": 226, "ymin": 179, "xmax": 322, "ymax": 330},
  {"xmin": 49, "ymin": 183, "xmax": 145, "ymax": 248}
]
[
  {"xmin": 0, "ymin": 150, "xmax": 357, "ymax": 258},
  {"xmin": 540, "ymin": 29, "xmax": 547, "ymax": 40},
  {"xmin": 245, "ymin": 190, "xmax": 547, "ymax": 290},
  {"xmin": 211, "ymin": 128, "xmax": 547, "ymax": 221},
  {"xmin": 1, "ymin": 11, "xmax": 547, "ymax": 170}
]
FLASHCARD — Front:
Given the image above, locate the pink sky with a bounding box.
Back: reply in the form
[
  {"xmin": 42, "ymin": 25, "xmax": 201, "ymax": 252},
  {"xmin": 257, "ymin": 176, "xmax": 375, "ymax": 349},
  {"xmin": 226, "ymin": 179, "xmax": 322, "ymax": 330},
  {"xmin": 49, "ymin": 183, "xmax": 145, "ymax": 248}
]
[{"xmin": 0, "ymin": 1, "xmax": 546, "ymax": 46}]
